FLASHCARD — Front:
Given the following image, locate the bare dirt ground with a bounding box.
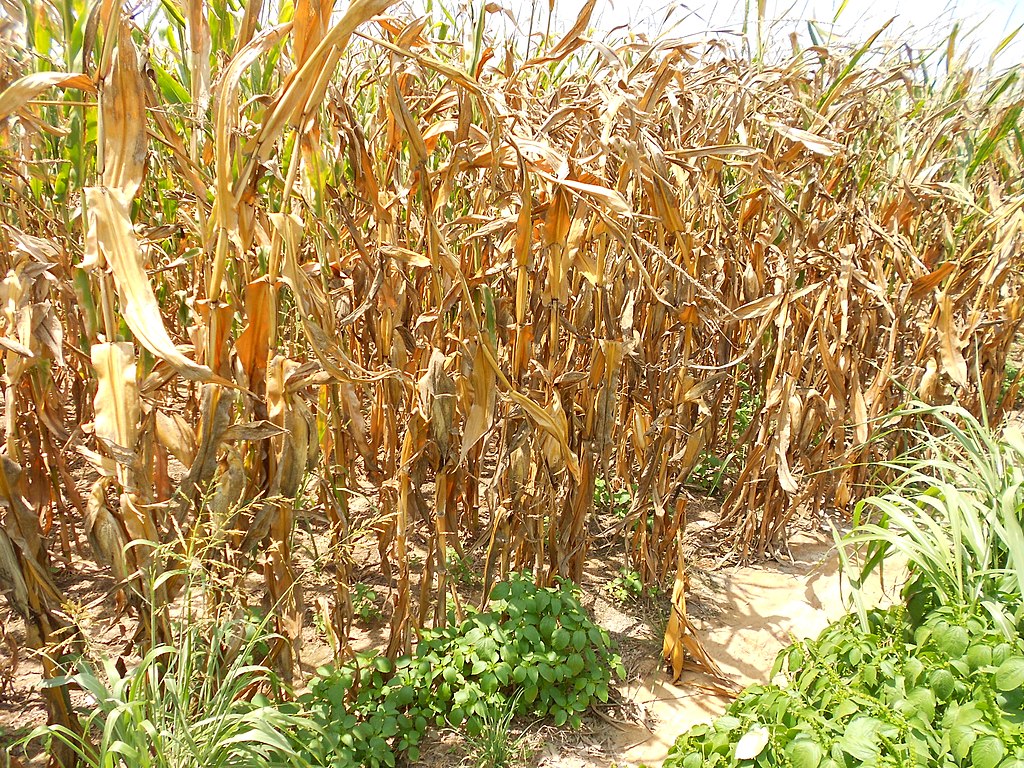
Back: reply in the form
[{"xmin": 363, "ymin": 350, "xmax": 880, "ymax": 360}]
[{"xmin": 0, "ymin": 501, "xmax": 903, "ymax": 767}]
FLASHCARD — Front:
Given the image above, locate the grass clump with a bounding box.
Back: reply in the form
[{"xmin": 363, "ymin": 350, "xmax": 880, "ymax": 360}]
[
  {"xmin": 463, "ymin": 692, "xmax": 528, "ymax": 768},
  {"xmin": 25, "ymin": 596, "xmax": 321, "ymax": 768},
  {"xmin": 846, "ymin": 402, "xmax": 1024, "ymax": 632}
]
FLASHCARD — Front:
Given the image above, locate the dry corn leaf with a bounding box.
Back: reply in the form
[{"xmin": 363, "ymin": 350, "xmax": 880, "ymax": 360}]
[
  {"xmin": 0, "ymin": 72, "xmax": 95, "ymax": 122},
  {"xmin": 84, "ymin": 187, "xmax": 215, "ymax": 382},
  {"xmin": 245, "ymin": 0, "xmax": 397, "ymax": 173},
  {"xmin": 937, "ymin": 291, "xmax": 969, "ymax": 387},
  {"xmin": 90, "ymin": 342, "xmax": 140, "ymax": 482},
  {"xmin": 235, "ymin": 277, "xmax": 273, "ymax": 386},
  {"xmin": 184, "ymin": 0, "xmax": 211, "ymax": 111},
  {"xmin": 910, "ymin": 262, "xmax": 956, "ymax": 300},
  {"xmin": 84, "ymin": 477, "xmax": 130, "ymax": 583},
  {"xmin": 664, "ymin": 537, "xmax": 725, "ymax": 682},
  {"xmin": 155, "ymin": 411, "xmax": 197, "ymax": 466},
  {"xmin": 524, "ymin": 0, "xmax": 596, "ymax": 66},
  {"xmin": 213, "ymin": 22, "xmax": 293, "ymax": 246},
  {"xmin": 767, "ymin": 120, "xmax": 842, "ymax": 156},
  {"xmin": 292, "ymin": 0, "xmax": 333, "ymax": 70},
  {"xmin": 100, "ymin": 24, "xmax": 147, "ymax": 196},
  {"xmin": 460, "ymin": 343, "xmax": 496, "ymax": 463},
  {"xmin": 208, "ymin": 447, "xmax": 246, "ymax": 540}
]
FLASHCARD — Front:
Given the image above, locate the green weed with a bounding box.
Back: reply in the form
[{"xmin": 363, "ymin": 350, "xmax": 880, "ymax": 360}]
[
  {"xmin": 605, "ymin": 568, "xmax": 659, "ymax": 603},
  {"xmin": 293, "ymin": 574, "xmax": 624, "ymax": 767},
  {"xmin": 463, "ymin": 692, "xmax": 528, "ymax": 768},
  {"xmin": 352, "ymin": 582, "xmax": 383, "ymax": 623},
  {"xmin": 594, "ymin": 477, "xmax": 632, "ymax": 517},
  {"xmin": 664, "ymin": 606, "xmax": 1024, "ymax": 768}
]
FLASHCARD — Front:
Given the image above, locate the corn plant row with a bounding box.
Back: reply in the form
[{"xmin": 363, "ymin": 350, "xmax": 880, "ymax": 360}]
[{"xmin": 0, "ymin": 0, "xmax": 1021, "ymax": 743}]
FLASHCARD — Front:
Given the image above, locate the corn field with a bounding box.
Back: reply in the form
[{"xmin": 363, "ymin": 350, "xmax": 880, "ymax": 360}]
[{"xmin": 1, "ymin": 0, "xmax": 1022, "ymax": 746}]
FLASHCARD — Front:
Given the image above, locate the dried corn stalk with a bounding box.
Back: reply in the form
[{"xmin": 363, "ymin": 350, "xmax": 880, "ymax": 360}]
[{"xmin": 0, "ymin": 0, "xmax": 1022, "ymax": 739}]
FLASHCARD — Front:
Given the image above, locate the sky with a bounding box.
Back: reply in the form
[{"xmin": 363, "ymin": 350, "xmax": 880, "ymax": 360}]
[{"xmin": 490, "ymin": 0, "xmax": 1024, "ymax": 66}]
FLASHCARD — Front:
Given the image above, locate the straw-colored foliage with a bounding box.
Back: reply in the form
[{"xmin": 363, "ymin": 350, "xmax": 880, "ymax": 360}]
[{"xmin": 0, "ymin": 0, "xmax": 1022, "ymax": 738}]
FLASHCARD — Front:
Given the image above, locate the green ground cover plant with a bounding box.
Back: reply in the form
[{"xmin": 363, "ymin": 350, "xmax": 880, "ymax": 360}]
[
  {"xmin": 664, "ymin": 606, "xmax": 1024, "ymax": 768},
  {"xmin": 291, "ymin": 573, "xmax": 623, "ymax": 767},
  {"xmin": 606, "ymin": 568, "xmax": 660, "ymax": 603},
  {"xmin": 351, "ymin": 582, "xmax": 383, "ymax": 623},
  {"xmin": 595, "ymin": 478, "xmax": 633, "ymax": 518}
]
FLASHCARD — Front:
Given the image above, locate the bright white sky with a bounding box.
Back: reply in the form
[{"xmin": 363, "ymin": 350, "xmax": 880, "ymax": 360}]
[{"xmin": 494, "ymin": 0, "xmax": 1024, "ymax": 66}]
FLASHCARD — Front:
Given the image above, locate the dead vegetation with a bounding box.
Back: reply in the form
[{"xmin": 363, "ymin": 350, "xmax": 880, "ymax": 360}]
[{"xmin": 0, "ymin": 0, "xmax": 1022, "ymax": 752}]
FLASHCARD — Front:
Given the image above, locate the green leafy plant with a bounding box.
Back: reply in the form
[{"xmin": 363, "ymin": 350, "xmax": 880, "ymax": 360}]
[
  {"xmin": 352, "ymin": 582, "xmax": 383, "ymax": 622},
  {"xmin": 415, "ymin": 574, "xmax": 624, "ymax": 731},
  {"xmin": 293, "ymin": 574, "xmax": 624, "ymax": 766},
  {"xmin": 293, "ymin": 655, "xmax": 428, "ymax": 768},
  {"xmin": 665, "ymin": 605, "xmax": 1024, "ymax": 768},
  {"xmin": 595, "ymin": 478, "xmax": 658, "ymax": 534},
  {"xmin": 686, "ymin": 451, "xmax": 737, "ymax": 495},
  {"xmin": 595, "ymin": 477, "xmax": 632, "ymax": 517},
  {"xmin": 445, "ymin": 550, "xmax": 480, "ymax": 586},
  {"xmin": 731, "ymin": 375, "xmax": 759, "ymax": 438},
  {"xmin": 605, "ymin": 568, "xmax": 659, "ymax": 603},
  {"xmin": 1001, "ymin": 361, "xmax": 1022, "ymax": 408}
]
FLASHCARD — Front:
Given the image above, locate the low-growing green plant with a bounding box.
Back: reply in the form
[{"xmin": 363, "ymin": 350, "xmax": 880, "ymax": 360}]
[
  {"xmin": 596, "ymin": 478, "xmax": 658, "ymax": 535},
  {"xmin": 352, "ymin": 582, "xmax": 383, "ymax": 622},
  {"xmin": 426, "ymin": 573, "xmax": 624, "ymax": 730},
  {"xmin": 291, "ymin": 574, "xmax": 624, "ymax": 766},
  {"xmin": 605, "ymin": 568, "xmax": 658, "ymax": 603},
  {"xmin": 493, "ymin": 574, "xmax": 624, "ymax": 725},
  {"xmin": 685, "ymin": 451, "xmax": 736, "ymax": 495},
  {"xmin": 239, "ymin": 605, "xmax": 273, "ymax": 661},
  {"xmin": 1001, "ymin": 361, "xmax": 1022, "ymax": 409},
  {"xmin": 664, "ymin": 605, "xmax": 1024, "ymax": 768},
  {"xmin": 445, "ymin": 550, "xmax": 480, "ymax": 586},
  {"xmin": 595, "ymin": 477, "xmax": 632, "ymax": 517},
  {"xmin": 291, "ymin": 655, "xmax": 429, "ymax": 767}
]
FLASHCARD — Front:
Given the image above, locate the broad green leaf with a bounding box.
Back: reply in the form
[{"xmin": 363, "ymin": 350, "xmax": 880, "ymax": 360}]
[
  {"xmin": 994, "ymin": 657, "xmax": 1024, "ymax": 692},
  {"xmin": 735, "ymin": 725, "xmax": 770, "ymax": 760},
  {"xmin": 971, "ymin": 736, "xmax": 1004, "ymax": 768},
  {"xmin": 787, "ymin": 738, "xmax": 823, "ymax": 768}
]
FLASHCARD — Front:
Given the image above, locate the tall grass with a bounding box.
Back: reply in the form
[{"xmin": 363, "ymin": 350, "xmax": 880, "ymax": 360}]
[
  {"xmin": 24, "ymin": 548, "xmax": 323, "ymax": 767},
  {"xmin": 845, "ymin": 402, "xmax": 1024, "ymax": 635}
]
